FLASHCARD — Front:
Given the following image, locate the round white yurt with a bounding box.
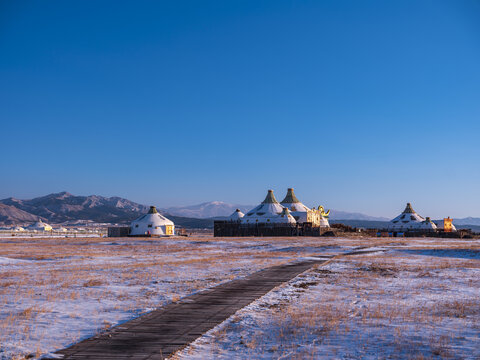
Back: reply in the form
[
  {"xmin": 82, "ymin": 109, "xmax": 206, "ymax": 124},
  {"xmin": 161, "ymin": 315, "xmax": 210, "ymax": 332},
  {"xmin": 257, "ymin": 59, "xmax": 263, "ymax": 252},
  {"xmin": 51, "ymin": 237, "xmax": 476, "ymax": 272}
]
[
  {"xmin": 27, "ymin": 221, "xmax": 53, "ymax": 232},
  {"xmin": 388, "ymin": 203, "xmax": 426, "ymax": 231},
  {"xmin": 269, "ymin": 208, "xmax": 297, "ymax": 224},
  {"xmin": 418, "ymin": 217, "xmax": 437, "ymax": 231},
  {"xmin": 13, "ymin": 226, "xmax": 25, "ymax": 232},
  {"xmin": 130, "ymin": 206, "xmax": 175, "ymax": 236},
  {"xmin": 241, "ymin": 190, "xmax": 284, "ymax": 224},
  {"xmin": 228, "ymin": 209, "xmax": 245, "ymax": 222}
]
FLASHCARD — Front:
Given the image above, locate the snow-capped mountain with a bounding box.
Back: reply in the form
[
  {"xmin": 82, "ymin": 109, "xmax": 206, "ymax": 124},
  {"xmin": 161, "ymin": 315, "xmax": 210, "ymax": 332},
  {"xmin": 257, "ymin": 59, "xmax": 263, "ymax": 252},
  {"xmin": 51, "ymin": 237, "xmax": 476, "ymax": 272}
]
[{"xmin": 162, "ymin": 202, "xmax": 253, "ymax": 219}]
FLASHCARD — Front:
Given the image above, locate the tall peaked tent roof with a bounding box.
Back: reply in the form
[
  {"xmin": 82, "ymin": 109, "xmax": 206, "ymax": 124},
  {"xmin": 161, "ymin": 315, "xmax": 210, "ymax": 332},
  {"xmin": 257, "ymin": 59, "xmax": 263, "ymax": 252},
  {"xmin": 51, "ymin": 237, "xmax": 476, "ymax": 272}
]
[
  {"xmin": 403, "ymin": 203, "xmax": 415, "ymax": 214},
  {"xmin": 262, "ymin": 190, "xmax": 279, "ymax": 204},
  {"xmin": 280, "ymin": 188, "xmax": 310, "ymax": 212},
  {"xmin": 281, "ymin": 188, "xmax": 300, "ymax": 204},
  {"xmin": 241, "ymin": 190, "xmax": 285, "ymax": 223},
  {"xmin": 388, "ymin": 202, "xmax": 427, "ymax": 230}
]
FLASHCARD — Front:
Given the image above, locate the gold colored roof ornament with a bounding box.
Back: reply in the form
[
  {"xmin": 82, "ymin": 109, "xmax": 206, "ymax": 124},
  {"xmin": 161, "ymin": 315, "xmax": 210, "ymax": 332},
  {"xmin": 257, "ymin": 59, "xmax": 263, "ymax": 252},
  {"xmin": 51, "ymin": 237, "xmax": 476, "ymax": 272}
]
[{"xmin": 318, "ymin": 205, "xmax": 330, "ymax": 218}]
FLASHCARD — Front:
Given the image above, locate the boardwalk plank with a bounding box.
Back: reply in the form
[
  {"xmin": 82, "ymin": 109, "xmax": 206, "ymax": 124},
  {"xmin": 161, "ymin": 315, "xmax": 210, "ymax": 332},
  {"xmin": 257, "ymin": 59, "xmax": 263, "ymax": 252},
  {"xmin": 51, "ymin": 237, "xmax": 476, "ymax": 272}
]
[{"xmin": 52, "ymin": 259, "xmax": 327, "ymax": 359}]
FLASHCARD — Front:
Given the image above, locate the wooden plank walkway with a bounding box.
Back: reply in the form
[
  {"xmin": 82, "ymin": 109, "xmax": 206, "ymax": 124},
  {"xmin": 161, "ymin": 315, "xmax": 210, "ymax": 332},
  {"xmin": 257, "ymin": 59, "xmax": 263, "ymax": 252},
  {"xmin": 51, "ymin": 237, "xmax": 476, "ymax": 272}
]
[{"xmin": 52, "ymin": 258, "xmax": 329, "ymax": 360}]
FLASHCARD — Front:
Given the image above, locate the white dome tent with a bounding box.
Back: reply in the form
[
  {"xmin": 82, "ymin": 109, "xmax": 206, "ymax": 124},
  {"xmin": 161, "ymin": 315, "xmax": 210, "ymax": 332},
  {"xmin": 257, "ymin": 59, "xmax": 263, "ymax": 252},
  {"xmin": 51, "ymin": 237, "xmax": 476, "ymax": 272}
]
[
  {"xmin": 130, "ymin": 206, "xmax": 175, "ymax": 236},
  {"xmin": 228, "ymin": 209, "xmax": 244, "ymax": 222},
  {"xmin": 418, "ymin": 217, "xmax": 438, "ymax": 231},
  {"xmin": 241, "ymin": 190, "xmax": 285, "ymax": 224},
  {"xmin": 388, "ymin": 203, "xmax": 429, "ymax": 231},
  {"xmin": 27, "ymin": 221, "xmax": 52, "ymax": 232},
  {"xmin": 269, "ymin": 208, "xmax": 297, "ymax": 224}
]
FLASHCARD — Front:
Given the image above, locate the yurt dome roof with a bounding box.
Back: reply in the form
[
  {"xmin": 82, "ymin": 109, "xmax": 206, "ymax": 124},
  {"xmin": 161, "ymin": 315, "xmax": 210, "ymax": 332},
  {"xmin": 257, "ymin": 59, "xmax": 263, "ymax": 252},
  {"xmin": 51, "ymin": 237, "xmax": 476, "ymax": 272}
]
[
  {"xmin": 28, "ymin": 221, "xmax": 52, "ymax": 230},
  {"xmin": 243, "ymin": 190, "xmax": 284, "ymax": 218},
  {"xmin": 242, "ymin": 190, "xmax": 286, "ymax": 224},
  {"xmin": 270, "ymin": 208, "xmax": 297, "ymax": 224},
  {"xmin": 280, "ymin": 188, "xmax": 310, "ymax": 212},
  {"xmin": 229, "ymin": 209, "xmax": 245, "ymax": 220},
  {"xmin": 132, "ymin": 206, "xmax": 174, "ymax": 226},
  {"xmin": 389, "ymin": 203, "xmax": 428, "ymax": 230},
  {"xmin": 418, "ymin": 217, "xmax": 437, "ymax": 230}
]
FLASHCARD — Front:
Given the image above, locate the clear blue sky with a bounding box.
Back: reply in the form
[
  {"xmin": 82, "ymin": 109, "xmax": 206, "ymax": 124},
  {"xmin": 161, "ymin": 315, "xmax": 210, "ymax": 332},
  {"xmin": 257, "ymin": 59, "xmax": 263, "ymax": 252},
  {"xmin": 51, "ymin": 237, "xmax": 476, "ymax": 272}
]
[{"xmin": 1, "ymin": 0, "xmax": 479, "ymax": 218}]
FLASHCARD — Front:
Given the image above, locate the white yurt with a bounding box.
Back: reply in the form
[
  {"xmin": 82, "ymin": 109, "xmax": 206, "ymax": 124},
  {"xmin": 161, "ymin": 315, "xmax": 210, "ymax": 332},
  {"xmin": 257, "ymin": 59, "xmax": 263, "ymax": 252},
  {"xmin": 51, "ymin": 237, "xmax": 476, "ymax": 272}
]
[
  {"xmin": 27, "ymin": 221, "xmax": 53, "ymax": 232},
  {"xmin": 130, "ymin": 206, "xmax": 175, "ymax": 236},
  {"xmin": 269, "ymin": 208, "xmax": 297, "ymax": 224},
  {"xmin": 228, "ymin": 209, "xmax": 245, "ymax": 222},
  {"xmin": 388, "ymin": 203, "xmax": 426, "ymax": 231},
  {"xmin": 13, "ymin": 226, "xmax": 25, "ymax": 232},
  {"xmin": 418, "ymin": 217, "xmax": 438, "ymax": 231},
  {"xmin": 241, "ymin": 190, "xmax": 284, "ymax": 224}
]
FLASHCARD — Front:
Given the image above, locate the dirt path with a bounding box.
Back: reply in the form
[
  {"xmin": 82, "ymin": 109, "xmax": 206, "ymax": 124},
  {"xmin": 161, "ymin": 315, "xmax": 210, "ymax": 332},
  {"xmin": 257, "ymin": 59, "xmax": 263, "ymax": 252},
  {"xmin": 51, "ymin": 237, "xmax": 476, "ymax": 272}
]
[{"xmin": 51, "ymin": 258, "xmax": 330, "ymax": 360}]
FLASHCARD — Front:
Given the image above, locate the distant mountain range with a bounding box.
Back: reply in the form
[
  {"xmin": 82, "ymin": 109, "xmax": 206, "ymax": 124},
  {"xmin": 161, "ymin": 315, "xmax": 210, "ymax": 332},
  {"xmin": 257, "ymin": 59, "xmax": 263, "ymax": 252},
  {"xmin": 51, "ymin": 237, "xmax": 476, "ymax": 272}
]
[
  {"xmin": 1, "ymin": 193, "xmax": 479, "ymax": 230},
  {"xmin": 0, "ymin": 192, "xmax": 210, "ymax": 229}
]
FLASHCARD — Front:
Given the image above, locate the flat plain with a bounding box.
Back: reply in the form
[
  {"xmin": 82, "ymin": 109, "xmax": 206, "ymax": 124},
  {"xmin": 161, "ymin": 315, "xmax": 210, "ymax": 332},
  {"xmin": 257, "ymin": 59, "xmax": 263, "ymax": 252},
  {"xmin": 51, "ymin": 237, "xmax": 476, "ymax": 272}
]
[{"xmin": 0, "ymin": 235, "xmax": 479, "ymax": 359}]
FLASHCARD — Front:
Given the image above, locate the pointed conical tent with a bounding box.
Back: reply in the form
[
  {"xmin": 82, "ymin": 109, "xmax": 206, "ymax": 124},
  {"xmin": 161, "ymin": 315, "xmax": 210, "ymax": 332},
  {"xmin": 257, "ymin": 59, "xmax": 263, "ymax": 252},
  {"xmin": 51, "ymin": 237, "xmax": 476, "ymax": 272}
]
[
  {"xmin": 228, "ymin": 209, "xmax": 244, "ymax": 221},
  {"xmin": 388, "ymin": 203, "xmax": 426, "ymax": 230},
  {"xmin": 241, "ymin": 190, "xmax": 285, "ymax": 224},
  {"xmin": 130, "ymin": 206, "xmax": 175, "ymax": 236},
  {"xmin": 280, "ymin": 188, "xmax": 310, "ymax": 212}
]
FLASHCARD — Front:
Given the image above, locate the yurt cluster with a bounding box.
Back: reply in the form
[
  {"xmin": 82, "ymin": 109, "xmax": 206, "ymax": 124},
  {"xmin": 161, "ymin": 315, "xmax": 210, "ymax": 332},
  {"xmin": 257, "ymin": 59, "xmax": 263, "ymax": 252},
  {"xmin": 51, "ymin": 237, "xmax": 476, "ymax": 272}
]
[
  {"xmin": 106, "ymin": 189, "xmax": 462, "ymax": 238},
  {"xmin": 386, "ymin": 202, "xmax": 456, "ymax": 234},
  {"xmin": 214, "ymin": 188, "xmax": 332, "ymax": 237}
]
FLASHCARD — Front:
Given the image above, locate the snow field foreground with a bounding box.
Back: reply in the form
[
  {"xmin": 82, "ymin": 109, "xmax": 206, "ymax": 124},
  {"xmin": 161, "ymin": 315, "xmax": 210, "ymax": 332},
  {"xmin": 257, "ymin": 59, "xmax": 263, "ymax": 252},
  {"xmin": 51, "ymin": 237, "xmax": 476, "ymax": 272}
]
[
  {"xmin": 174, "ymin": 247, "xmax": 480, "ymax": 359},
  {"xmin": 0, "ymin": 235, "xmax": 346, "ymax": 359}
]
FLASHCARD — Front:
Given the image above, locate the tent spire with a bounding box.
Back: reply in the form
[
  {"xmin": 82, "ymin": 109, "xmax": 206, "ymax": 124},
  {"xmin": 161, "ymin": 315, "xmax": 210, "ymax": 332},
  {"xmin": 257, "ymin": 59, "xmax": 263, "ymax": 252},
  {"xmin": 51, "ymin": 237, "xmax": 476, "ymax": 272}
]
[
  {"xmin": 148, "ymin": 206, "xmax": 158, "ymax": 214},
  {"xmin": 281, "ymin": 188, "xmax": 300, "ymax": 204},
  {"xmin": 403, "ymin": 203, "xmax": 415, "ymax": 214},
  {"xmin": 262, "ymin": 190, "xmax": 279, "ymax": 204}
]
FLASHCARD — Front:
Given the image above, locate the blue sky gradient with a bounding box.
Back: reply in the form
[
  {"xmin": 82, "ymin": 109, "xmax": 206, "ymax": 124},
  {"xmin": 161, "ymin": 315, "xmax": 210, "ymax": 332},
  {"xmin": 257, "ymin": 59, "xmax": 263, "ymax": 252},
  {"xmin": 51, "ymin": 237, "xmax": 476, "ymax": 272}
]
[{"xmin": 1, "ymin": 0, "xmax": 479, "ymax": 217}]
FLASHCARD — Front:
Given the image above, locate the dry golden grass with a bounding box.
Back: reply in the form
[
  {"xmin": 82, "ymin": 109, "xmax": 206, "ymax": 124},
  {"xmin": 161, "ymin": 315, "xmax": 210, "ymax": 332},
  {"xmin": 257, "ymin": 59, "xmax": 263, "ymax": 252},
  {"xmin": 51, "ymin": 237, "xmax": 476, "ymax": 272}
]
[
  {"xmin": 2, "ymin": 235, "xmax": 480, "ymax": 359},
  {"xmin": 173, "ymin": 238, "xmax": 480, "ymax": 359}
]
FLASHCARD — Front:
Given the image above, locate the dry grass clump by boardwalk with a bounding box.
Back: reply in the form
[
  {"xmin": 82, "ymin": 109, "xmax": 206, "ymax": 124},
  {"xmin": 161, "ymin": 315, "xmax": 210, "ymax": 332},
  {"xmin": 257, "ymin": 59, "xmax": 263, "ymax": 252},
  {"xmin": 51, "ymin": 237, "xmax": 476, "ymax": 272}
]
[{"xmin": 175, "ymin": 244, "xmax": 480, "ymax": 360}]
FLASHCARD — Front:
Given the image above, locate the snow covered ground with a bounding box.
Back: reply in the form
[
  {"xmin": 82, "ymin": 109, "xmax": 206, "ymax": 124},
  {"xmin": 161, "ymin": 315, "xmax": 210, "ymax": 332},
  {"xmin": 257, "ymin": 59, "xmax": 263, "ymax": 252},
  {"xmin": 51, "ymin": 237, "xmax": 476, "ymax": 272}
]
[
  {"xmin": 174, "ymin": 244, "xmax": 480, "ymax": 359},
  {"xmin": 1, "ymin": 235, "xmax": 479, "ymax": 359},
  {"xmin": 0, "ymin": 235, "xmax": 345, "ymax": 359}
]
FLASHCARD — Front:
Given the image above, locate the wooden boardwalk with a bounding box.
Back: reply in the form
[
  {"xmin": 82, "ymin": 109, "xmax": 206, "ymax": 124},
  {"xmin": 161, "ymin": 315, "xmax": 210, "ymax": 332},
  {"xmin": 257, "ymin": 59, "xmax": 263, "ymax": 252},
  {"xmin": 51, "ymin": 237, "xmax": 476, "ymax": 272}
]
[{"xmin": 53, "ymin": 258, "xmax": 328, "ymax": 360}]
